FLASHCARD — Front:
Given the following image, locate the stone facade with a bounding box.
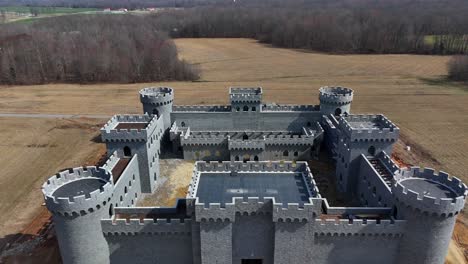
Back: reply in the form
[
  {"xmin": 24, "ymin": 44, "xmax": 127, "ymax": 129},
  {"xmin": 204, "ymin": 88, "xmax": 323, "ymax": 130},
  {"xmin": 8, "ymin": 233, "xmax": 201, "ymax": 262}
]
[{"xmin": 42, "ymin": 86, "xmax": 467, "ymax": 264}]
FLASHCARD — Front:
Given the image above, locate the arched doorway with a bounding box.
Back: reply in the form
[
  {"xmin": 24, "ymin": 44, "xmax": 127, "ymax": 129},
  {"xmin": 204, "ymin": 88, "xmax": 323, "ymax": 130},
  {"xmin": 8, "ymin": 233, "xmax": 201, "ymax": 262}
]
[
  {"xmin": 243, "ymin": 134, "xmax": 249, "ymax": 140},
  {"xmin": 243, "ymin": 154, "xmax": 250, "ymax": 162},
  {"xmin": 334, "ymin": 108, "xmax": 342, "ymax": 116},
  {"xmin": 254, "ymin": 155, "xmax": 259, "ymax": 161},
  {"xmin": 235, "ymin": 156, "xmax": 240, "ymax": 161},
  {"xmin": 153, "ymin": 109, "xmax": 159, "ymax": 116},
  {"xmin": 368, "ymin": 146, "xmax": 376, "ymax": 156},
  {"xmin": 243, "ymin": 105, "xmax": 249, "ymax": 111},
  {"xmin": 123, "ymin": 146, "xmax": 132, "ymax": 157}
]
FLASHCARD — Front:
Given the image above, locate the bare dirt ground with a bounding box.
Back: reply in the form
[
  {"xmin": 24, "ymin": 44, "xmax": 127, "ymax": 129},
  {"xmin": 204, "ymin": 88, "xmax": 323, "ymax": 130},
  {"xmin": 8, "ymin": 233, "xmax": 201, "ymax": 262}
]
[{"xmin": 0, "ymin": 38, "xmax": 466, "ymax": 263}]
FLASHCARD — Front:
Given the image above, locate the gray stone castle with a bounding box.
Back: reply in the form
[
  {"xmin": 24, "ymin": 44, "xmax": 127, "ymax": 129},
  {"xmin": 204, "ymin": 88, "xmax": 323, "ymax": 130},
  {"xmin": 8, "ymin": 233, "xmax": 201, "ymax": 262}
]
[{"xmin": 42, "ymin": 86, "xmax": 467, "ymax": 264}]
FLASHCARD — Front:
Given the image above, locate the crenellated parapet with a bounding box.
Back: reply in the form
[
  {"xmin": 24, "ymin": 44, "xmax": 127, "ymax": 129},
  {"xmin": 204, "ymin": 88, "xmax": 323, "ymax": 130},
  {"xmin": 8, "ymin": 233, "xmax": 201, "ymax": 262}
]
[
  {"xmin": 194, "ymin": 197, "xmax": 320, "ymax": 223},
  {"xmin": 101, "ymin": 114, "xmax": 162, "ymax": 142},
  {"xmin": 392, "ymin": 167, "xmax": 467, "ymax": 216},
  {"xmin": 194, "ymin": 160, "xmax": 310, "ymax": 173},
  {"xmin": 314, "ymin": 218, "xmax": 406, "ymax": 236},
  {"xmin": 42, "ymin": 166, "xmax": 114, "ymax": 217},
  {"xmin": 228, "ymin": 139, "xmax": 266, "ymax": 150},
  {"xmin": 319, "ymin": 86, "xmax": 354, "ymax": 105},
  {"xmin": 376, "ymin": 151, "xmax": 401, "ymax": 175},
  {"xmin": 339, "ymin": 114, "xmax": 400, "ymax": 142},
  {"xmin": 229, "ymin": 87, "xmax": 263, "ymax": 103},
  {"xmin": 139, "ymin": 87, "xmax": 174, "ymax": 106},
  {"xmin": 101, "ymin": 218, "xmax": 192, "ymax": 236},
  {"xmin": 173, "ymin": 105, "xmax": 232, "ymax": 112},
  {"xmin": 262, "ymin": 104, "xmax": 320, "ymax": 112}
]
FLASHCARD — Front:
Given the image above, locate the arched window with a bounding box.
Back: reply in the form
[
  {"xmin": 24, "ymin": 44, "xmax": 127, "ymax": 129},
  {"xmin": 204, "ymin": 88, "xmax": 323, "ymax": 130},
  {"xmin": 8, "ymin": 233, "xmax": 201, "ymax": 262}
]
[
  {"xmin": 123, "ymin": 146, "xmax": 132, "ymax": 157},
  {"xmin": 153, "ymin": 109, "xmax": 159, "ymax": 116},
  {"xmin": 334, "ymin": 108, "xmax": 342, "ymax": 116},
  {"xmin": 243, "ymin": 105, "xmax": 249, "ymax": 111},
  {"xmin": 124, "ymin": 187, "xmax": 128, "ymax": 194},
  {"xmin": 243, "ymin": 134, "xmax": 249, "ymax": 140},
  {"xmin": 236, "ymin": 107, "xmax": 240, "ymax": 112},
  {"xmin": 294, "ymin": 151, "xmax": 299, "ymax": 157},
  {"xmin": 252, "ymin": 106, "xmax": 256, "ymax": 111},
  {"xmin": 181, "ymin": 121, "xmax": 186, "ymax": 127},
  {"xmin": 254, "ymin": 155, "xmax": 259, "ymax": 161},
  {"xmin": 243, "ymin": 154, "xmax": 250, "ymax": 162},
  {"xmin": 235, "ymin": 156, "xmax": 240, "ymax": 161},
  {"xmin": 368, "ymin": 146, "xmax": 376, "ymax": 156},
  {"xmin": 283, "ymin": 150, "xmax": 289, "ymax": 157},
  {"xmin": 109, "ymin": 204, "xmax": 114, "ymax": 216}
]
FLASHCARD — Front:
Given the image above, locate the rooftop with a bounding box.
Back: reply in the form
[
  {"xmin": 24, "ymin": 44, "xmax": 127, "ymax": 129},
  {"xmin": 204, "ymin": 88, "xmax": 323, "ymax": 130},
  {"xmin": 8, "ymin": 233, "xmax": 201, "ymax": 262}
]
[
  {"xmin": 400, "ymin": 178, "xmax": 458, "ymax": 199},
  {"xmin": 114, "ymin": 122, "xmax": 148, "ymax": 130},
  {"xmin": 52, "ymin": 178, "xmax": 107, "ymax": 199},
  {"xmin": 229, "ymin": 87, "xmax": 262, "ymax": 95},
  {"xmin": 195, "ymin": 171, "xmax": 313, "ymax": 206}
]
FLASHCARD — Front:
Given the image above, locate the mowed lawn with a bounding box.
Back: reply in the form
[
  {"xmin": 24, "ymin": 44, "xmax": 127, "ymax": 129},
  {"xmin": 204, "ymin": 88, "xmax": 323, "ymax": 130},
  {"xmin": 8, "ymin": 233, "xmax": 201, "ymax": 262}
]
[{"xmin": 0, "ymin": 38, "xmax": 467, "ymax": 246}]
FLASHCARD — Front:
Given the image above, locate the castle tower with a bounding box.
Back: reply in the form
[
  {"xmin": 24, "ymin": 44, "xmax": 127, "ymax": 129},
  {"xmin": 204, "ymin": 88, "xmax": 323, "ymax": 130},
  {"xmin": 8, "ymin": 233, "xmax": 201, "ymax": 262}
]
[
  {"xmin": 139, "ymin": 87, "xmax": 174, "ymax": 131},
  {"xmin": 42, "ymin": 167, "xmax": 113, "ymax": 264},
  {"xmin": 335, "ymin": 114, "xmax": 399, "ymax": 196},
  {"xmin": 229, "ymin": 87, "xmax": 263, "ymax": 113},
  {"xmin": 101, "ymin": 114, "xmax": 163, "ymax": 193},
  {"xmin": 392, "ymin": 168, "xmax": 467, "ymax": 264},
  {"xmin": 319, "ymin": 86, "xmax": 354, "ymax": 116}
]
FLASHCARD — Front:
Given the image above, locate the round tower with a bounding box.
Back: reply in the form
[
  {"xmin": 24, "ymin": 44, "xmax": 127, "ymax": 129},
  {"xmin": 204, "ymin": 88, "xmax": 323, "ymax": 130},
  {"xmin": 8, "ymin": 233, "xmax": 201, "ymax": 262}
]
[
  {"xmin": 139, "ymin": 87, "xmax": 174, "ymax": 131},
  {"xmin": 392, "ymin": 168, "xmax": 467, "ymax": 264},
  {"xmin": 42, "ymin": 167, "xmax": 114, "ymax": 264},
  {"xmin": 319, "ymin": 86, "xmax": 354, "ymax": 116}
]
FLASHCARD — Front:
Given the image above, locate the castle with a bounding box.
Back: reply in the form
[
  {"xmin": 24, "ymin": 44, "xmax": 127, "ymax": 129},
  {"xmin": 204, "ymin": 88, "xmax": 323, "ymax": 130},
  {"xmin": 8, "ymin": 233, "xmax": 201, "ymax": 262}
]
[{"xmin": 42, "ymin": 86, "xmax": 467, "ymax": 264}]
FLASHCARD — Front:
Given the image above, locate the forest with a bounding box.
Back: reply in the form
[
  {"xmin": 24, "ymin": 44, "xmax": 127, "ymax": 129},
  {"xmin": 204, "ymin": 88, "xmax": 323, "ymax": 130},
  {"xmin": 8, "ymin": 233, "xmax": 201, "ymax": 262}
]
[
  {"xmin": 1, "ymin": 0, "xmax": 468, "ymax": 84},
  {"xmin": 0, "ymin": 15, "xmax": 199, "ymax": 84}
]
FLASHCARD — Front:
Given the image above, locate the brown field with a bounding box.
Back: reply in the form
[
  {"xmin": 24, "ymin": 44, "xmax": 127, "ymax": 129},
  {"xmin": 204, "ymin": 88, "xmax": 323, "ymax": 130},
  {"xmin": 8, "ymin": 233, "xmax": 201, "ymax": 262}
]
[{"xmin": 0, "ymin": 38, "xmax": 467, "ymax": 262}]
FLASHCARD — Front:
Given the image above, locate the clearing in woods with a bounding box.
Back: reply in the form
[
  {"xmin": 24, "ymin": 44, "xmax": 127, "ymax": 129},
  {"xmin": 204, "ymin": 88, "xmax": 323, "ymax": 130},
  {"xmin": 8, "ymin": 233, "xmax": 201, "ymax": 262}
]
[{"xmin": 0, "ymin": 38, "xmax": 466, "ymax": 262}]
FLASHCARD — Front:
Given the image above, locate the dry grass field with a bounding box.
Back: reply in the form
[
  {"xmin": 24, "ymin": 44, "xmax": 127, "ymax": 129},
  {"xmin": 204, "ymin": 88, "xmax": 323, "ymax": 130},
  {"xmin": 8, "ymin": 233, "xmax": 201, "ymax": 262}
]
[{"xmin": 0, "ymin": 38, "xmax": 467, "ymax": 262}]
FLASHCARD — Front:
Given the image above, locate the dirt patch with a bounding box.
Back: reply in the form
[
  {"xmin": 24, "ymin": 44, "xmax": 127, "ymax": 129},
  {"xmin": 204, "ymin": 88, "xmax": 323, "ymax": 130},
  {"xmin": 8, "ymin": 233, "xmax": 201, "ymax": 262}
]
[{"xmin": 137, "ymin": 159, "xmax": 194, "ymax": 207}]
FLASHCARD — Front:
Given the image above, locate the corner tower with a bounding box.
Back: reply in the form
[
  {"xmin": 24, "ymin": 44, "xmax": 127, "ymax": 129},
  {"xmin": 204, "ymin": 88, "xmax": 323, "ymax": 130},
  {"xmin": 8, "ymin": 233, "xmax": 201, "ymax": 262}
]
[
  {"xmin": 319, "ymin": 86, "xmax": 353, "ymax": 116},
  {"xmin": 42, "ymin": 167, "xmax": 113, "ymax": 264},
  {"xmin": 139, "ymin": 87, "xmax": 174, "ymax": 131},
  {"xmin": 101, "ymin": 114, "xmax": 163, "ymax": 193},
  {"xmin": 393, "ymin": 168, "xmax": 467, "ymax": 264}
]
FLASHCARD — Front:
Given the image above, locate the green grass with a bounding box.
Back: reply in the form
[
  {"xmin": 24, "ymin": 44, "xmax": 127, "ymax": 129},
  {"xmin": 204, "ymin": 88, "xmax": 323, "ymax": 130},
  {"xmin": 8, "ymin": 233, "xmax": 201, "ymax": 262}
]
[{"xmin": 0, "ymin": 6, "xmax": 98, "ymax": 14}]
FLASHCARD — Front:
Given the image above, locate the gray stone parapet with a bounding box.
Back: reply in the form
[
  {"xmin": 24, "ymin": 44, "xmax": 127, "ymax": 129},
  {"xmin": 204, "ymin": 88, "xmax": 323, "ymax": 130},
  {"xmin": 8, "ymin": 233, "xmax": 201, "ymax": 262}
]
[
  {"xmin": 101, "ymin": 218, "xmax": 192, "ymax": 235},
  {"xmin": 392, "ymin": 167, "xmax": 467, "ymax": 216},
  {"xmin": 319, "ymin": 86, "xmax": 354, "ymax": 105},
  {"xmin": 101, "ymin": 114, "xmax": 162, "ymax": 142},
  {"xmin": 139, "ymin": 87, "xmax": 174, "ymax": 106},
  {"xmin": 314, "ymin": 218, "xmax": 406, "ymax": 236},
  {"xmin": 228, "ymin": 139, "xmax": 266, "ymax": 150},
  {"xmin": 339, "ymin": 114, "xmax": 400, "ymax": 141},
  {"xmin": 42, "ymin": 166, "xmax": 114, "ymax": 216},
  {"xmin": 173, "ymin": 105, "xmax": 232, "ymax": 112},
  {"xmin": 229, "ymin": 87, "xmax": 263, "ymax": 103},
  {"xmin": 262, "ymin": 104, "xmax": 320, "ymax": 112}
]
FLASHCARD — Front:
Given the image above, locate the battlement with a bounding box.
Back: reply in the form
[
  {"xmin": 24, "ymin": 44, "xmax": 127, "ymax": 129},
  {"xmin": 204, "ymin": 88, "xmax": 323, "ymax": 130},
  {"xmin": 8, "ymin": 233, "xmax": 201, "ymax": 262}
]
[
  {"xmin": 173, "ymin": 105, "xmax": 232, "ymax": 112},
  {"xmin": 101, "ymin": 114, "xmax": 162, "ymax": 142},
  {"xmin": 101, "ymin": 218, "xmax": 192, "ymax": 236},
  {"xmin": 42, "ymin": 166, "xmax": 114, "ymax": 216},
  {"xmin": 319, "ymin": 86, "xmax": 354, "ymax": 105},
  {"xmin": 392, "ymin": 167, "xmax": 467, "ymax": 216},
  {"xmin": 228, "ymin": 139, "xmax": 266, "ymax": 150},
  {"xmin": 262, "ymin": 104, "xmax": 320, "ymax": 112},
  {"xmin": 314, "ymin": 218, "xmax": 406, "ymax": 236},
  {"xmin": 194, "ymin": 197, "xmax": 320, "ymax": 222},
  {"xmin": 339, "ymin": 114, "xmax": 400, "ymax": 141},
  {"xmin": 229, "ymin": 87, "xmax": 263, "ymax": 103},
  {"xmin": 139, "ymin": 87, "xmax": 174, "ymax": 106}
]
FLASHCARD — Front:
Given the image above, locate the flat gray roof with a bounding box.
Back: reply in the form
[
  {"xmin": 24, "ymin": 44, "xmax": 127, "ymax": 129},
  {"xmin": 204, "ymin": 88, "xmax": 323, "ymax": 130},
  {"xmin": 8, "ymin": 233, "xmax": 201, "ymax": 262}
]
[
  {"xmin": 53, "ymin": 178, "xmax": 106, "ymax": 199},
  {"xmin": 196, "ymin": 172, "xmax": 311, "ymax": 206},
  {"xmin": 400, "ymin": 178, "xmax": 457, "ymax": 199}
]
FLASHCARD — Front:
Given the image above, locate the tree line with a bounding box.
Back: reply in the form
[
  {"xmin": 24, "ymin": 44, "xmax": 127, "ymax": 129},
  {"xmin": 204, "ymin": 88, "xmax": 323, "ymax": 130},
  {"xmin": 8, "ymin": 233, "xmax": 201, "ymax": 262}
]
[
  {"xmin": 0, "ymin": 15, "xmax": 199, "ymax": 84},
  {"xmin": 149, "ymin": 3, "xmax": 468, "ymax": 55}
]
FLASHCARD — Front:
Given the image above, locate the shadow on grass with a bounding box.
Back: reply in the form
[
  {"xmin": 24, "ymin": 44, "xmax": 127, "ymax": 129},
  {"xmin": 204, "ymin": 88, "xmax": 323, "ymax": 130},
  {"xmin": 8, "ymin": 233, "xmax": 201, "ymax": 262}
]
[{"xmin": 419, "ymin": 76, "xmax": 468, "ymax": 92}]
